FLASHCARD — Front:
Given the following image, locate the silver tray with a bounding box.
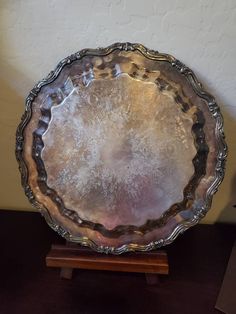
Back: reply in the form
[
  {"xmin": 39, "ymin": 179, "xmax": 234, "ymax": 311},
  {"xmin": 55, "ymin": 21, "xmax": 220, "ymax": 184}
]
[{"xmin": 16, "ymin": 43, "xmax": 227, "ymax": 254}]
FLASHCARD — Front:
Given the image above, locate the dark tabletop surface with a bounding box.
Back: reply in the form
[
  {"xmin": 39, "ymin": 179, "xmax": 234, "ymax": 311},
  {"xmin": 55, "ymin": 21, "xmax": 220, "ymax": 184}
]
[{"xmin": 0, "ymin": 210, "xmax": 235, "ymax": 314}]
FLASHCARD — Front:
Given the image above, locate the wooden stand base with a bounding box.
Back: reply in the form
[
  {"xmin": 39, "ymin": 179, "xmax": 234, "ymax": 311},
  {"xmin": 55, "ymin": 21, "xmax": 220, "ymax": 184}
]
[{"xmin": 46, "ymin": 243, "xmax": 169, "ymax": 285}]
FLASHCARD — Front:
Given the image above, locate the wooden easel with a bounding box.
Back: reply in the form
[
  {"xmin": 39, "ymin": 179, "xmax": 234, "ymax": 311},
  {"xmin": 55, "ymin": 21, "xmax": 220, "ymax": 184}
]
[{"xmin": 46, "ymin": 242, "xmax": 169, "ymax": 285}]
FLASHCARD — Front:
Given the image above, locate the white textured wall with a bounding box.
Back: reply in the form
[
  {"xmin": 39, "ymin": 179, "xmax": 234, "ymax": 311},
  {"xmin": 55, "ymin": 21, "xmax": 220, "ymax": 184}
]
[{"xmin": 0, "ymin": 0, "xmax": 235, "ymax": 223}]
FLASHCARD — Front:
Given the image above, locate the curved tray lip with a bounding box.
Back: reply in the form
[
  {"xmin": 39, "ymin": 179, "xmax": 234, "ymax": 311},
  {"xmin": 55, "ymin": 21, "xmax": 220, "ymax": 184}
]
[{"xmin": 15, "ymin": 42, "xmax": 227, "ymax": 254}]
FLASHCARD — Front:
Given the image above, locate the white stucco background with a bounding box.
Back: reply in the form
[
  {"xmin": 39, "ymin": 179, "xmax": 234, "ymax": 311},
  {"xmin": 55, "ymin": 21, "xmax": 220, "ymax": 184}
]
[{"xmin": 0, "ymin": 0, "xmax": 235, "ymax": 223}]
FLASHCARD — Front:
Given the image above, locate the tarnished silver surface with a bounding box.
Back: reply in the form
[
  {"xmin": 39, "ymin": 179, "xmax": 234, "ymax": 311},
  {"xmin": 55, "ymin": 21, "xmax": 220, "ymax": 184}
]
[{"xmin": 16, "ymin": 43, "xmax": 227, "ymax": 254}]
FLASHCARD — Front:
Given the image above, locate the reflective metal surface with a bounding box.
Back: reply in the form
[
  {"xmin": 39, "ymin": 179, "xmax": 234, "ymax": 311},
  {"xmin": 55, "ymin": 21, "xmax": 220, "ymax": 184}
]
[{"xmin": 16, "ymin": 43, "xmax": 227, "ymax": 254}]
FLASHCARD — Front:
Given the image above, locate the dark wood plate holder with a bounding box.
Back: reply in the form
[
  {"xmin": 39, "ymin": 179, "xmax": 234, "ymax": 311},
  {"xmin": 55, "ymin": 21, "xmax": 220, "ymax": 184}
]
[{"xmin": 46, "ymin": 242, "xmax": 169, "ymax": 285}]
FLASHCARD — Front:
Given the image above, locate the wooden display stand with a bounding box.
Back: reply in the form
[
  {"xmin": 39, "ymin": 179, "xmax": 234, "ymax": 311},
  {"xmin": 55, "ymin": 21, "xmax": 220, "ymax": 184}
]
[{"xmin": 46, "ymin": 242, "xmax": 169, "ymax": 285}]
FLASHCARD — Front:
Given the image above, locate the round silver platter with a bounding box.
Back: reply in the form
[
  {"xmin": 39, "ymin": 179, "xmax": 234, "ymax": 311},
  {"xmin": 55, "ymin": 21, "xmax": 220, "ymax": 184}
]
[{"xmin": 16, "ymin": 43, "xmax": 227, "ymax": 254}]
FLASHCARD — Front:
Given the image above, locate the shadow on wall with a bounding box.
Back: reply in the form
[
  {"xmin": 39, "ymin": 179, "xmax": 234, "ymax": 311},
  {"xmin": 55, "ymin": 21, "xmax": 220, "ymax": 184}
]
[
  {"xmin": 0, "ymin": 61, "xmax": 35, "ymax": 211},
  {"xmin": 217, "ymin": 172, "xmax": 236, "ymax": 223},
  {"xmin": 216, "ymin": 105, "xmax": 236, "ymax": 223},
  {"xmin": 215, "ymin": 105, "xmax": 236, "ymax": 224}
]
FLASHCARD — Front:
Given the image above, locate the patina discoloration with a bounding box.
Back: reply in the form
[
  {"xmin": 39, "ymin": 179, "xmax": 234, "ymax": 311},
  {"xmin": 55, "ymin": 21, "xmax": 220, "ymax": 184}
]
[{"xmin": 42, "ymin": 74, "xmax": 196, "ymax": 230}]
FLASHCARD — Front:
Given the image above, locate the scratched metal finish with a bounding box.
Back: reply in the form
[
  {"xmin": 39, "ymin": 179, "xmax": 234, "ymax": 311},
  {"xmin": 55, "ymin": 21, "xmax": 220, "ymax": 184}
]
[{"xmin": 16, "ymin": 43, "xmax": 227, "ymax": 253}]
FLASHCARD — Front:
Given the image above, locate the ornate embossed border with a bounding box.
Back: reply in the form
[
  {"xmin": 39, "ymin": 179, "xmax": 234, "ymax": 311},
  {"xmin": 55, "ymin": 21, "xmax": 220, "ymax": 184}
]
[{"xmin": 16, "ymin": 42, "xmax": 227, "ymax": 254}]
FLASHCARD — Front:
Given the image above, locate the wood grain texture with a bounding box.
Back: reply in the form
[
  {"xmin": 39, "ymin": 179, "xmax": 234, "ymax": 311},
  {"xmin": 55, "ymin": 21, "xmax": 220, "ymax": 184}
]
[{"xmin": 46, "ymin": 244, "xmax": 169, "ymax": 274}]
